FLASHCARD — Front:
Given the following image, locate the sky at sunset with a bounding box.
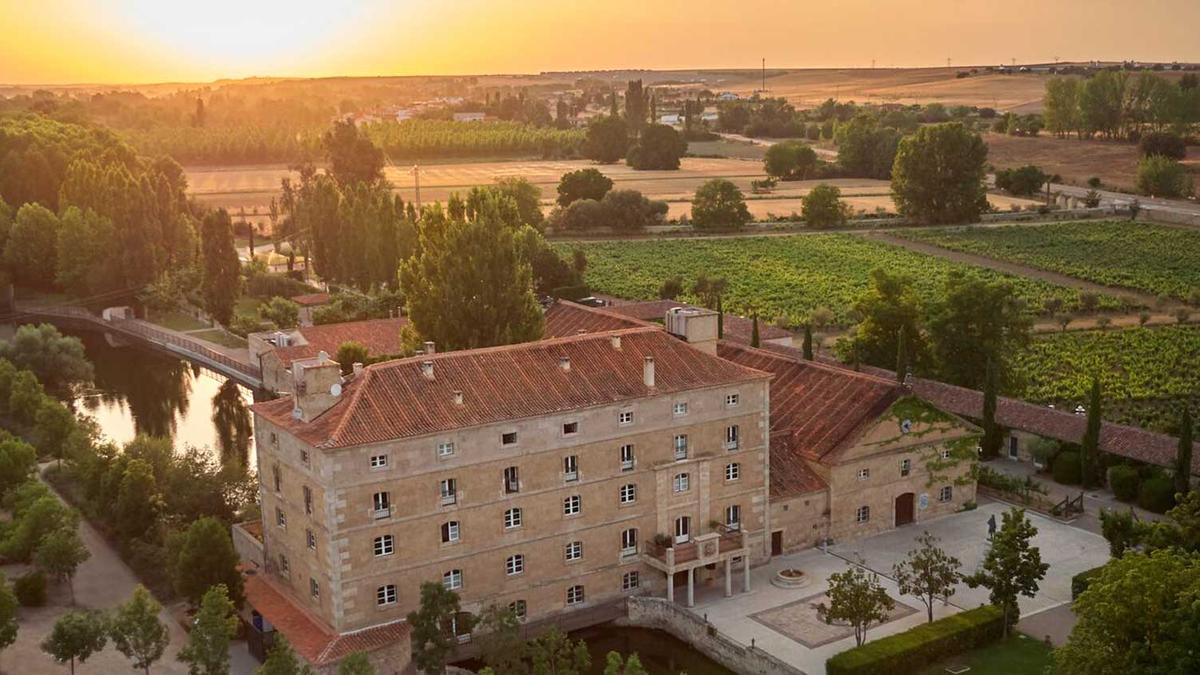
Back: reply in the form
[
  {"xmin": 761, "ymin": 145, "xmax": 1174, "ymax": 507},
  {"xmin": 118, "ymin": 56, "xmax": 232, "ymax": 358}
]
[{"xmin": 3, "ymin": 0, "xmax": 1200, "ymax": 85}]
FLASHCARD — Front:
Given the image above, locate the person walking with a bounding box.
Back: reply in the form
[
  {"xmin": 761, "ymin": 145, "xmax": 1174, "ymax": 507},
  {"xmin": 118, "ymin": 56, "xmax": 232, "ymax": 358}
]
[{"xmin": 987, "ymin": 513, "xmax": 997, "ymax": 541}]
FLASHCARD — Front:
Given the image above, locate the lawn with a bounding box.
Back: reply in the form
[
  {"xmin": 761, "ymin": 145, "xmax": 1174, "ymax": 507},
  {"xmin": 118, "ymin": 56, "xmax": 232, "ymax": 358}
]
[
  {"xmin": 146, "ymin": 309, "xmax": 210, "ymax": 332},
  {"xmin": 687, "ymin": 138, "xmax": 768, "ymax": 160},
  {"xmin": 191, "ymin": 329, "xmax": 248, "ymax": 349},
  {"xmin": 897, "ymin": 221, "xmax": 1200, "ymax": 301},
  {"xmin": 565, "ymin": 234, "xmax": 1118, "ymax": 325},
  {"xmin": 918, "ymin": 634, "xmax": 1054, "ymax": 675}
]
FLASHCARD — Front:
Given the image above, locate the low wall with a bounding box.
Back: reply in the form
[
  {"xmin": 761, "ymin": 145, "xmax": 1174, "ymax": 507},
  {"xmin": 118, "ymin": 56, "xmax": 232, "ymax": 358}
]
[
  {"xmin": 232, "ymin": 521, "xmax": 265, "ymax": 569},
  {"xmin": 622, "ymin": 596, "xmax": 805, "ymax": 675}
]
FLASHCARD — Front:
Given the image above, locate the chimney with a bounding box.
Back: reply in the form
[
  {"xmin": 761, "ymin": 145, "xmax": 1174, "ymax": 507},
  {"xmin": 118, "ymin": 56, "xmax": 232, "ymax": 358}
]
[
  {"xmin": 575, "ymin": 329, "xmax": 587, "ymax": 335},
  {"xmin": 452, "ymin": 390, "xmax": 464, "ymax": 405},
  {"xmin": 558, "ymin": 356, "xmax": 571, "ymax": 372},
  {"xmin": 424, "ymin": 341, "xmax": 436, "ymax": 355},
  {"xmin": 610, "ymin": 335, "xmax": 622, "ymax": 351},
  {"xmin": 643, "ymin": 356, "xmax": 655, "ymax": 388},
  {"xmin": 317, "ymin": 350, "xmax": 330, "ymax": 364},
  {"xmin": 291, "ymin": 357, "xmax": 343, "ymax": 422},
  {"xmin": 420, "ymin": 360, "xmax": 435, "ymax": 380},
  {"xmin": 352, "ymin": 362, "xmax": 364, "ymax": 376}
]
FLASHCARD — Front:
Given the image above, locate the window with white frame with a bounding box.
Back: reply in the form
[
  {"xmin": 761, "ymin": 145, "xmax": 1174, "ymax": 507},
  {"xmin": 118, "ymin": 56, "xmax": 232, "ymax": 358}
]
[
  {"xmin": 509, "ymin": 600, "xmax": 527, "ymax": 621},
  {"xmin": 725, "ymin": 504, "xmax": 741, "ymax": 530},
  {"xmin": 563, "ymin": 495, "xmax": 581, "ymax": 516},
  {"xmin": 441, "ymin": 521, "xmax": 460, "ymax": 544},
  {"xmin": 856, "ymin": 505, "xmax": 870, "ymax": 523},
  {"xmin": 673, "ymin": 473, "xmax": 690, "ymax": 493},
  {"xmin": 857, "ymin": 467, "xmax": 870, "ymax": 480},
  {"xmin": 900, "ymin": 458, "xmax": 911, "ymax": 477},
  {"xmin": 563, "ymin": 455, "xmax": 579, "ymax": 482},
  {"xmin": 565, "ymin": 540, "xmax": 583, "ymax": 561},
  {"xmin": 566, "ymin": 585, "xmax": 585, "ymax": 606},
  {"xmin": 619, "ymin": 483, "xmax": 636, "ymax": 504},
  {"xmin": 505, "ymin": 554, "xmax": 524, "ymax": 576},
  {"xmin": 503, "ymin": 466, "xmax": 519, "ymax": 494},
  {"xmin": 439, "ymin": 478, "xmax": 457, "ymax": 505},
  {"xmin": 377, "ymin": 584, "xmax": 397, "ymax": 606},
  {"xmin": 622, "ymin": 571, "xmax": 640, "ymax": 590},
  {"xmin": 373, "ymin": 491, "xmax": 391, "ymax": 518},
  {"xmin": 504, "ymin": 507, "xmax": 522, "ymax": 529},
  {"xmin": 673, "ymin": 401, "xmax": 689, "ymax": 416},
  {"xmin": 437, "ymin": 441, "xmax": 455, "ymax": 458},
  {"xmin": 310, "ymin": 578, "xmax": 320, "ymax": 599},
  {"xmin": 674, "ymin": 434, "xmax": 688, "ymax": 460},
  {"xmin": 276, "ymin": 508, "xmax": 287, "ymax": 529},
  {"xmin": 306, "ymin": 528, "xmax": 316, "ymax": 550},
  {"xmin": 725, "ymin": 393, "xmax": 740, "ymax": 407},
  {"xmin": 725, "ymin": 424, "xmax": 740, "ymax": 450},
  {"xmin": 725, "ymin": 462, "xmax": 740, "ymax": 481},
  {"xmin": 370, "ymin": 454, "xmax": 388, "ymax": 469},
  {"xmin": 620, "ymin": 444, "xmax": 635, "ymax": 471},
  {"xmin": 939, "ymin": 485, "xmax": 953, "ymax": 502},
  {"xmin": 443, "ymin": 569, "xmax": 463, "ymax": 590},
  {"xmin": 940, "ymin": 448, "xmax": 951, "ymax": 460},
  {"xmin": 562, "ymin": 421, "xmax": 579, "ymax": 436},
  {"xmin": 618, "ymin": 410, "xmax": 633, "ymax": 425},
  {"xmin": 621, "ymin": 528, "xmax": 638, "ymax": 555},
  {"xmin": 374, "ymin": 535, "xmax": 394, "ymax": 557}
]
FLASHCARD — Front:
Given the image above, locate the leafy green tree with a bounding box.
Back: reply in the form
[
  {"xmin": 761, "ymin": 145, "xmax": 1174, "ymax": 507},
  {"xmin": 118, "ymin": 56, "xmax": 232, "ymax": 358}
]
[
  {"xmin": 1080, "ymin": 378, "xmax": 1102, "ymax": 489},
  {"xmin": 172, "ymin": 517, "xmax": 244, "ymax": 609},
  {"xmin": 603, "ymin": 651, "xmax": 648, "ymax": 675},
  {"xmin": 623, "ymin": 80, "xmax": 650, "ymax": 137},
  {"xmin": 406, "ymin": 581, "xmax": 465, "ymax": 675},
  {"xmin": 335, "ymin": 341, "xmax": 370, "ymax": 375},
  {"xmin": 115, "ymin": 459, "xmax": 161, "ymax": 542},
  {"xmin": 109, "ymin": 585, "xmax": 170, "ymax": 675},
  {"xmin": 4, "ymin": 203, "xmax": 60, "ymax": 289},
  {"xmin": 33, "ymin": 526, "xmax": 90, "ymax": 605},
  {"xmin": 200, "ymin": 209, "xmax": 241, "ymax": 326},
  {"xmin": 36, "ymin": 399, "xmax": 83, "ymax": 466},
  {"xmin": 691, "ymin": 179, "xmax": 750, "ymax": 230},
  {"xmin": 492, "ymin": 177, "xmax": 545, "ymax": 229},
  {"xmin": 926, "ymin": 272, "xmax": 1032, "ymax": 390},
  {"xmin": 337, "ymin": 651, "xmax": 374, "ymax": 675},
  {"xmin": 658, "ymin": 276, "xmax": 683, "ymax": 300},
  {"xmin": 8, "ymin": 369, "xmax": 44, "ymax": 425},
  {"xmin": 556, "ymin": 168, "xmax": 613, "ymax": 207},
  {"xmin": 256, "ymin": 634, "xmax": 313, "ymax": 675},
  {"xmin": 980, "ymin": 358, "xmax": 1001, "ymax": 460},
  {"xmin": 583, "ymin": 116, "xmax": 628, "ymax": 164},
  {"xmin": 750, "ymin": 314, "xmax": 760, "ymax": 348},
  {"xmin": 817, "ymin": 565, "xmax": 895, "ymax": 646},
  {"xmin": 0, "ymin": 323, "xmax": 93, "ymax": 393},
  {"xmin": 323, "ymin": 120, "xmax": 384, "ymax": 186},
  {"xmin": 892, "ymin": 531, "xmax": 962, "ymax": 623},
  {"xmin": 1056, "ymin": 549, "xmax": 1200, "ymax": 675},
  {"xmin": 527, "ymin": 627, "xmax": 591, "ymax": 675},
  {"xmin": 600, "ymin": 190, "xmax": 668, "ymax": 231},
  {"xmin": 763, "ymin": 141, "xmax": 819, "ymax": 180},
  {"xmin": 178, "ymin": 584, "xmax": 238, "ymax": 675},
  {"xmin": 42, "ymin": 609, "xmax": 107, "ymax": 675},
  {"xmin": 802, "ymin": 183, "xmax": 850, "ymax": 228},
  {"xmin": 625, "ymin": 124, "xmax": 686, "ymax": 170},
  {"xmin": 1140, "ymin": 131, "xmax": 1188, "ymax": 160},
  {"xmin": 400, "ymin": 196, "xmax": 543, "ymax": 350},
  {"xmin": 0, "ymin": 437, "xmax": 38, "ymax": 496},
  {"xmin": 835, "ymin": 114, "xmax": 900, "ymax": 179},
  {"xmin": 964, "ymin": 508, "xmax": 1049, "ymax": 636},
  {"xmin": 802, "ymin": 325, "xmax": 814, "ymax": 360},
  {"xmin": 835, "ymin": 269, "xmax": 928, "ymax": 371},
  {"xmin": 475, "ymin": 604, "xmax": 525, "ymax": 675},
  {"xmin": 1042, "ymin": 76, "xmax": 1081, "ymax": 137},
  {"xmin": 891, "ymin": 123, "xmax": 989, "ymax": 224},
  {"xmin": 1136, "ymin": 155, "xmax": 1194, "ymax": 198},
  {"xmin": 994, "ymin": 165, "xmax": 1049, "ymax": 197},
  {"xmin": 550, "ymin": 199, "xmax": 607, "ymax": 232},
  {"xmin": 54, "ymin": 206, "xmax": 123, "ymax": 299},
  {"xmin": 0, "ymin": 572, "xmax": 17, "ymax": 655},
  {"xmin": 1175, "ymin": 408, "xmax": 1193, "ymax": 496},
  {"xmin": 690, "ymin": 274, "xmax": 727, "ymax": 309},
  {"xmin": 259, "ymin": 297, "xmax": 300, "ymax": 328}
]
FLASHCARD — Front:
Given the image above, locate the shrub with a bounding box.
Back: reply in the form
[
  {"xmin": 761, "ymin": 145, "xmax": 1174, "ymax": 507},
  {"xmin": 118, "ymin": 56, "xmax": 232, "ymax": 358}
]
[
  {"xmin": 1107, "ymin": 465, "xmax": 1140, "ymax": 502},
  {"xmin": 1136, "ymin": 155, "xmax": 1194, "ymax": 198},
  {"xmin": 1053, "ymin": 451, "xmax": 1081, "ymax": 485},
  {"xmin": 244, "ymin": 272, "xmax": 318, "ymax": 299},
  {"xmin": 1071, "ymin": 565, "xmax": 1106, "ymax": 600},
  {"xmin": 1138, "ymin": 475, "xmax": 1177, "ymax": 513},
  {"xmin": 13, "ymin": 570, "xmax": 46, "ymax": 606},
  {"xmin": 1139, "ymin": 131, "xmax": 1187, "ymax": 160},
  {"xmin": 826, "ymin": 605, "xmax": 1003, "ymax": 675}
]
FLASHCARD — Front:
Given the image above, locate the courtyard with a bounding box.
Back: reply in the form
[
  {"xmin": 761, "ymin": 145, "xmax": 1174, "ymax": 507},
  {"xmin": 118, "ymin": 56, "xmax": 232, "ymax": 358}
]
[{"xmin": 685, "ymin": 500, "xmax": 1110, "ymax": 675}]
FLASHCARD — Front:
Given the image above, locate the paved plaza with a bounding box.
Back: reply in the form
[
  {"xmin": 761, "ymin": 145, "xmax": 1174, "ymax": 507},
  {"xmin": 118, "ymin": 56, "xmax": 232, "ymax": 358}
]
[{"xmin": 685, "ymin": 500, "xmax": 1111, "ymax": 674}]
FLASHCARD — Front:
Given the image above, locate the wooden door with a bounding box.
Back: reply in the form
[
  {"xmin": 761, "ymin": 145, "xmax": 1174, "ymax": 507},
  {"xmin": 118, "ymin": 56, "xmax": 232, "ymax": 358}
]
[{"xmin": 895, "ymin": 492, "xmax": 915, "ymax": 526}]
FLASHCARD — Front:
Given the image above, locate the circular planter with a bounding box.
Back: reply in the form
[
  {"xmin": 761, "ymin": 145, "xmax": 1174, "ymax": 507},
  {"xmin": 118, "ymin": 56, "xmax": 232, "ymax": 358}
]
[{"xmin": 771, "ymin": 568, "xmax": 810, "ymax": 589}]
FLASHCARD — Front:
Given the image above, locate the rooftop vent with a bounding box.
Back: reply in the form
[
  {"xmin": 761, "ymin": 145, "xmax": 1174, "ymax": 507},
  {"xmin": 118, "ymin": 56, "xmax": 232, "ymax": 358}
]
[
  {"xmin": 452, "ymin": 390, "xmax": 464, "ymax": 405},
  {"xmin": 420, "ymin": 361, "xmax": 435, "ymax": 380},
  {"xmin": 610, "ymin": 335, "xmax": 622, "ymax": 351},
  {"xmin": 558, "ymin": 356, "xmax": 571, "ymax": 372},
  {"xmin": 424, "ymin": 341, "xmax": 436, "ymax": 355},
  {"xmin": 352, "ymin": 362, "xmax": 364, "ymax": 376},
  {"xmin": 643, "ymin": 356, "xmax": 655, "ymax": 388}
]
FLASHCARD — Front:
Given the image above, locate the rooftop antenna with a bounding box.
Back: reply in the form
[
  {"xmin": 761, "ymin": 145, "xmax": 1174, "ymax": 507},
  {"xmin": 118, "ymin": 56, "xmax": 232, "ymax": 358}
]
[
  {"xmin": 761, "ymin": 57, "xmax": 766, "ymax": 93},
  {"xmin": 411, "ymin": 165, "xmax": 422, "ymax": 210}
]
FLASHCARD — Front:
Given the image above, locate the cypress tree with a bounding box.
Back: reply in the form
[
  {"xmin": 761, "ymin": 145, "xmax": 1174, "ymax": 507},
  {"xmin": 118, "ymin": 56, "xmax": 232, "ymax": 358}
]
[
  {"xmin": 716, "ymin": 295, "xmax": 724, "ymax": 339},
  {"xmin": 802, "ymin": 325, "xmax": 814, "ymax": 360},
  {"xmin": 750, "ymin": 314, "xmax": 760, "ymax": 348},
  {"xmin": 980, "ymin": 357, "xmax": 1001, "ymax": 460},
  {"xmin": 1080, "ymin": 378, "xmax": 1102, "ymax": 489},
  {"xmin": 1175, "ymin": 408, "xmax": 1194, "ymax": 496},
  {"xmin": 895, "ymin": 327, "xmax": 909, "ymax": 384}
]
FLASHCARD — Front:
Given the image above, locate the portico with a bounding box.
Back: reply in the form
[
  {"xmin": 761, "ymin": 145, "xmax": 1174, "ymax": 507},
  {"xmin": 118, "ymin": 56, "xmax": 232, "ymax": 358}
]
[{"xmin": 642, "ymin": 529, "xmax": 751, "ymax": 607}]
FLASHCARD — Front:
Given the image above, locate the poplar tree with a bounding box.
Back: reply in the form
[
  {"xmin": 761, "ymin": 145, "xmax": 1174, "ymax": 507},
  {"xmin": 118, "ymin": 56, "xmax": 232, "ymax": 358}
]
[
  {"xmin": 1081, "ymin": 378, "xmax": 1102, "ymax": 489},
  {"xmin": 802, "ymin": 324, "xmax": 814, "ymax": 360},
  {"xmin": 1175, "ymin": 409, "xmax": 1194, "ymax": 496},
  {"xmin": 200, "ymin": 209, "xmax": 240, "ymax": 326},
  {"xmin": 980, "ymin": 358, "xmax": 1001, "ymax": 460}
]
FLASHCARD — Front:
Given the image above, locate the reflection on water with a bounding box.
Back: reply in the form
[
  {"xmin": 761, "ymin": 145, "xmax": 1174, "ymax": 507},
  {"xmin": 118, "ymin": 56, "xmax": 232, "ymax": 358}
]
[{"xmin": 66, "ymin": 329, "xmax": 257, "ymax": 469}]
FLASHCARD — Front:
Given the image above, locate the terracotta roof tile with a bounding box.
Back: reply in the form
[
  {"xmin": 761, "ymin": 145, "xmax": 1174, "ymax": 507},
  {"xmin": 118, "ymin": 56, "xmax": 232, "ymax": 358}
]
[
  {"xmin": 272, "ymin": 317, "xmax": 408, "ymax": 367},
  {"xmin": 255, "ymin": 327, "xmax": 770, "ymax": 449},
  {"xmin": 242, "ymin": 570, "xmax": 408, "ymax": 666},
  {"xmin": 769, "ymin": 431, "xmax": 828, "ymax": 498},
  {"xmin": 542, "ymin": 300, "xmax": 649, "ymax": 338},
  {"xmin": 290, "ymin": 292, "xmax": 331, "ymax": 307},
  {"xmin": 605, "ymin": 300, "xmax": 794, "ymax": 343}
]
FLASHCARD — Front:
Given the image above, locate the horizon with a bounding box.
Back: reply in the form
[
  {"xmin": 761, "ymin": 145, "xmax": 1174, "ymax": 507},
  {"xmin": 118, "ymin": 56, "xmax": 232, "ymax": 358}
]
[{"xmin": 3, "ymin": 0, "xmax": 1200, "ymax": 86}]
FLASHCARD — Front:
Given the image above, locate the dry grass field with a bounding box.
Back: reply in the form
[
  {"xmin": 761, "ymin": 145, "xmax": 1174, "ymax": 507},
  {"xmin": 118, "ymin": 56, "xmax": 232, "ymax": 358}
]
[
  {"xmin": 985, "ymin": 132, "xmax": 1200, "ymax": 191},
  {"xmin": 725, "ymin": 68, "xmax": 1051, "ymax": 112}
]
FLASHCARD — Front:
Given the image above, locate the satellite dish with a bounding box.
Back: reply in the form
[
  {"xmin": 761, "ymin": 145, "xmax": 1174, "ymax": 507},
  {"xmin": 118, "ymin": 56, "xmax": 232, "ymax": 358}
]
[
  {"xmin": 900, "ymin": 419, "xmax": 913, "ymax": 434},
  {"xmin": 330, "ymin": 383, "xmax": 343, "ymax": 397}
]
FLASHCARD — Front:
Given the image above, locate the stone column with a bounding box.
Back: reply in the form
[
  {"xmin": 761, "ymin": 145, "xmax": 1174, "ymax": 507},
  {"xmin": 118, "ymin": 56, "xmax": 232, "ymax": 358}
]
[
  {"xmin": 724, "ymin": 557, "xmax": 733, "ymax": 597},
  {"xmin": 686, "ymin": 567, "xmax": 695, "ymax": 607},
  {"xmin": 743, "ymin": 557, "xmax": 751, "ymax": 592},
  {"xmin": 666, "ymin": 572, "xmax": 674, "ymax": 603}
]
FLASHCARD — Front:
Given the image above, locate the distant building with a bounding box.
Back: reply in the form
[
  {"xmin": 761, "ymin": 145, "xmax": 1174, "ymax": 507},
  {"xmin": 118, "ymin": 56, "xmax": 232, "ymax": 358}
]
[
  {"xmin": 717, "ymin": 92, "xmax": 740, "ymax": 101},
  {"xmin": 658, "ymin": 113, "xmax": 682, "ymax": 125},
  {"xmin": 248, "ymin": 317, "xmax": 409, "ymax": 394},
  {"xmin": 452, "ymin": 111, "xmax": 486, "ymax": 122}
]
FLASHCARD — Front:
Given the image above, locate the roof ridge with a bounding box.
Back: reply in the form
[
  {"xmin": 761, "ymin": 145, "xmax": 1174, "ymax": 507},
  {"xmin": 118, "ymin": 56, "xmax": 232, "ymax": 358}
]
[
  {"xmin": 554, "ymin": 298, "xmax": 661, "ymax": 329},
  {"xmin": 722, "ymin": 340, "xmax": 901, "ymax": 389}
]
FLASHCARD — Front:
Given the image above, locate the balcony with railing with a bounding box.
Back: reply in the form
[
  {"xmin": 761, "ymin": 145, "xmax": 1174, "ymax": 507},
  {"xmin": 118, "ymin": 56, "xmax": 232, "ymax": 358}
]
[{"xmin": 642, "ymin": 529, "xmax": 745, "ymax": 571}]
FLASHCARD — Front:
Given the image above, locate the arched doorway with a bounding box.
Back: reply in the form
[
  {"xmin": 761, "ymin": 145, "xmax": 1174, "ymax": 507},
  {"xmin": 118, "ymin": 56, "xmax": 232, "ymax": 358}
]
[{"xmin": 895, "ymin": 492, "xmax": 915, "ymax": 526}]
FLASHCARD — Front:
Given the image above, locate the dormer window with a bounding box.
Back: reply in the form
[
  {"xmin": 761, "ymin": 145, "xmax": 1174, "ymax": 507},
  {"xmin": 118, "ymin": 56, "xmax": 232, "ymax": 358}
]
[
  {"xmin": 673, "ymin": 401, "xmax": 689, "ymax": 416},
  {"xmin": 502, "ymin": 431, "xmax": 518, "ymax": 446},
  {"xmin": 562, "ymin": 421, "xmax": 579, "ymax": 436}
]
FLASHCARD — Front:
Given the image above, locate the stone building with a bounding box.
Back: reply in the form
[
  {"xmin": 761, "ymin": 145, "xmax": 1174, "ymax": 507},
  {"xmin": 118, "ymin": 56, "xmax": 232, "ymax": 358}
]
[{"xmin": 248, "ymin": 317, "xmax": 409, "ymax": 394}]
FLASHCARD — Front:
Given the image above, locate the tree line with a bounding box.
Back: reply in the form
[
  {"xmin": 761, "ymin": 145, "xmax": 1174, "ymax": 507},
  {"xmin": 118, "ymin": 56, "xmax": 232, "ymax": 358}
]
[{"xmin": 1043, "ymin": 71, "xmax": 1200, "ymax": 140}]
